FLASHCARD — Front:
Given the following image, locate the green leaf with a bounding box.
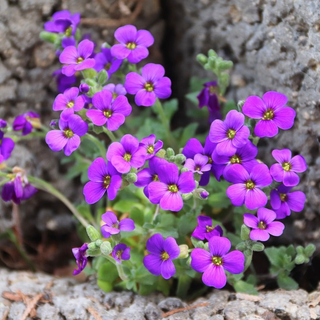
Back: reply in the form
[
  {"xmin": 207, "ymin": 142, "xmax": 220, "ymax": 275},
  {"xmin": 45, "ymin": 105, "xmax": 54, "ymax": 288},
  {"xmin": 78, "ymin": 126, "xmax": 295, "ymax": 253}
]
[
  {"xmin": 97, "ymin": 280, "xmax": 113, "ymax": 292},
  {"xmin": 139, "ymin": 284, "xmax": 156, "ymax": 295},
  {"xmin": 163, "ymin": 99, "xmax": 178, "ymax": 121},
  {"xmin": 113, "ymin": 200, "xmax": 137, "ymax": 213},
  {"xmin": 277, "ymin": 274, "xmax": 298, "ymax": 290},
  {"xmin": 176, "ymin": 275, "xmax": 192, "ymax": 299},
  {"xmin": 304, "ymin": 244, "xmax": 316, "ymax": 257},
  {"xmin": 98, "ymin": 261, "xmax": 118, "ymax": 283},
  {"xmin": 130, "ymin": 206, "xmax": 144, "ymax": 226},
  {"xmin": 264, "ymin": 247, "xmax": 284, "ymax": 269},
  {"xmin": 97, "ymin": 69, "xmax": 108, "ymax": 84},
  {"xmin": 82, "ymin": 68, "xmax": 98, "ymax": 79},
  {"xmin": 156, "ymin": 277, "xmax": 170, "ymax": 296},
  {"xmin": 234, "ymin": 280, "xmax": 258, "ymax": 295},
  {"xmin": 207, "ymin": 192, "xmax": 230, "ymax": 209},
  {"xmin": 153, "ymin": 227, "xmax": 178, "ymax": 238},
  {"xmin": 185, "ymin": 92, "xmax": 199, "ymax": 105},
  {"xmin": 40, "ymin": 31, "xmax": 58, "ymax": 43},
  {"xmin": 134, "ymin": 265, "xmax": 157, "ymax": 285},
  {"xmin": 180, "ymin": 123, "xmax": 198, "ymax": 146},
  {"xmin": 178, "ymin": 212, "xmax": 197, "ymax": 236}
]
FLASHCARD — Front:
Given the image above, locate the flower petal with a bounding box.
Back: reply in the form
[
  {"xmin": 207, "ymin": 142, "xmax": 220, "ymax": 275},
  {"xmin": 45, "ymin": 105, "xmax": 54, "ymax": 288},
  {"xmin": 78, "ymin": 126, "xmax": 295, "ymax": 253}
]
[
  {"xmin": 83, "ymin": 181, "xmax": 106, "ymax": 204},
  {"xmin": 203, "ymin": 264, "xmax": 227, "ymax": 289},
  {"xmin": 107, "ymin": 113, "xmax": 125, "ymax": 131},
  {"xmin": 257, "ymin": 207, "xmax": 276, "ymax": 225},
  {"xmin": 160, "ymin": 192, "xmax": 183, "ymax": 212},
  {"xmin": 92, "ymin": 90, "xmax": 113, "ymax": 110},
  {"xmin": 141, "ymin": 63, "xmax": 165, "ymax": 82},
  {"xmin": 243, "ymin": 213, "xmax": 259, "ymax": 228},
  {"xmin": 263, "ymin": 91, "xmax": 288, "ymax": 110},
  {"xmin": 224, "ymin": 164, "xmax": 249, "ymax": 183},
  {"xmin": 59, "ymin": 46, "xmax": 77, "ymax": 64},
  {"xmin": 146, "ymin": 233, "xmax": 164, "ymax": 255},
  {"xmin": 45, "ymin": 130, "xmax": 68, "ymax": 152},
  {"xmin": 283, "ymin": 171, "xmax": 299, "ymax": 187},
  {"xmin": 86, "ymin": 109, "xmax": 107, "ymax": 126},
  {"xmin": 272, "ymin": 149, "xmax": 292, "ymax": 163},
  {"xmin": 286, "ymin": 191, "xmax": 305, "ymax": 212},
  {"xmin": 190, "ymin": 248, "xmax": 212, "ymax": 272},
  {"xmin": 270, "ymin": 163, "xmax": 284, "ymax": 182},
  {"xmin": 111, "ymin": 44, "xmax": 131, "ymax": 60},
  {"xmin": 270, "ymin": 189, "xmax": 281, "ymax": 210},
  {"xmin": 226, "ymin": 184, "xmax": 246, "ymax": 207},
  {"xmin": 143, "ymin": 254, "xmax": 162, "ymax": 276},
  {"xmin": 154, "ymin": 77, "xmax": 172, "ymax": 99},
  {"xmin": 64, "ymin": 135, "xmax": 81, "ymax": 156},
  {"xmin": 164, "ymin": 237, "xmax": 180, "ymax": 259},
  {"xmin": 273, "ymin": 107, "xmax": 295, "ymax": 130},
  {"xmin": 161, "ymin": 259, "xmax": 176, "ymax": 279},
  {"xmin": 114, "ymin": 25, "xmax": 137, "ymax": 43},
  {"xmin": 224, "ymin": 110, "xmax": 245, "ymax": 131},
  {"xmin": 254, "ymin": 120, "xmax": 278, "ymax": 138},
  {"xmin": 148, "ymin": 181, "xmax": 168, "ymax": 204},
  {"xmin": 112, "ymin": 96, "xmax": 132, "ymax": 116},
  {"xmin": 177, "ymin": 171, "xmax": 196, "ymax": 193},
  {"xmin": 182, "ymin": 138, "xmax": 204, "ymax": 159},
  {"xmin": 290, "ymin": 155, "xmax": 307, "ymax": 172},
  {"xmin": 245, "ymin": 188, "xmax": 268, "ymax": 210},
  {"xmin": 135, "ymin": 90, "xmax": 156, "ymax": 107},
  {"xmin": 208, "ymin": 236, "xmax": 231, "ymax": 257},
  {"xmin": 78, "ymin": 39, "xmax": 94, "ymax": 58},
  {"xmin": 136, "ymin": 29, "xmax": 154, "ymax": 47},
  {"xmin": 223, "ymin": 251, "xmax": 245, "ymax": 274},
  {"xmin": 250, "ymin": 229, "xmax": 270, "ymax": 241},
  {"xmin": 127, "ymin": 46, "xmax": 149, "ymax": 63},
  {"xmin": 209, "ymin": 119, "xmax": 227, "ymax": 143},
  {"xmin": 266, "ymin": 221, "xmax": 285, "ymax": 236},
  {"xmin": 107, "ymin": 175, "xmax": 122, "ymax": 200},
  {"xmin": 119, "ymin": 218, "xmax": 135, "ymax": 232},
  {"xmin": 242, "ymin": 95, "xmax": 266, "ymax": 118}
]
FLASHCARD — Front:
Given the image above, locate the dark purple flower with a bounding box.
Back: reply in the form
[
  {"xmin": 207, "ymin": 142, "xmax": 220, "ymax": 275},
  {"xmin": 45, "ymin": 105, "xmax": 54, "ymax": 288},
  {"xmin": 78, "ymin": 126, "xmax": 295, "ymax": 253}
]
[
  {"xmin": 94, "ymin": 48, "xmax": 123, "ymax": 77},
  {"xmin": 100, "ymin": 211, "xmax": 135, "ymax": 238},
  {"xmin": 134, "ymin": 156, "xmax": 168, "ymax": 197},
  {"xmin": 191, "ymin": 216, "xmax": 223, "ymax": 241},
  {"xmin": 53, "ymin": 87, "xmax": 85, "ymax": 121},
  {"xmin": 224, "ymin": 163, "xmax": 272, "ymax": 210},
  {"xmin": 45, "ymin": 114, "xmax": 88, "ymax": 156},
  {"xmin": 86, "ymin": 90, "xmax": 132, "ymax": 131},
  {"xmin": 0, "ymin": 119, "xmax": 7, "ymax": 128},
  {"xmin": 72, "ymin": 243, "xmax": 88, "ymax": 275},
  {"xmin": 191, "ymin": 236, "xmax": 244, "ymax": 288},
  {"xmin": 53, "ymin": 69, "xmax": 77, "ymax": 93},
  {"xmin": 143, "ymin": 233, "xmax": 180, "ymax": 279},
  {"xmin": 244, "ymin": 208, "xmax": 285, "ymax": 241},
  {"xmin": 212, "ymin": 141, "xmax": 259, "ymax": 176},
  {"xmin": 107, "ymin": 134, "xmax": 146, "ymax": 173},
  {"xmin": 0, "ymin": 131, "xmax": 14, "ymax": 160},
  {"xmin": 209, "ymin": 110, "xmax": 250, "ymax": 156},
  {"xmin": 112, "ymin": 243, "xmax": 131, "ymax": 264},
  {"xmin": 12, "ymin": 112, "xmax": 41, "ymax": 136},
  {"xmin": 270, "ymin": 184, "xmax": 306, "ymax": 219},
  {"xmin": 79, "ymin": 83, "xmax": 90, "ymax": 93},
  {"xmin": 104, "ymin": 83, "xmax": 127, "ymax": 100},
  {"xmin": 83, "ymin": 95, "xmax": 93, "ymax": 109},
  {"xmin": 59, "ymin": 40, "xmax": 96, "ymax": 76},
  {"xmin": 139, "ymin": 134, "xmax": 163, "ymax": 160},
  {"xmin": 83, "ymin": 157, "xmax": 122, "ymax": 204},
  {"xmin": 200, "ymin": 190, "xmax": 209, "ymax": 199},
  {"xmin": 111, "ymin": 25, "xmax": 154, "ymax": 63},
  {"xmin": 125, "ymin": 63, "xmax": 171, "ymax": 107},
  {"xmin": 148, "ymin": 163, "xmax": 196, "ymax": 212},
  {"xmin": 242, "ymin": 91, "xmax": 296, "ymax": 138},
  {"xmin": 44, "ymin": 10, "xmax": 80, "ymax": 36},
  {"xmin": 182, "ymin": 137, "xmax": 225, "ymax": 184},
  {"xmin": 270, "ymin": 149, "xmax": 307, "ymax": 187},
  {"xmin": 184, "ymin": 153, "xmax": 212, "ymax": 175}
]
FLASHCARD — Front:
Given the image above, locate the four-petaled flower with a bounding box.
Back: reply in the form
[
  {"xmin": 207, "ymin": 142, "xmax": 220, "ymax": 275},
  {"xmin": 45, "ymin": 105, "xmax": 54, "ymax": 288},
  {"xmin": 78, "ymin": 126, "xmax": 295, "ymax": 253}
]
[
  {"xmin": 83, "ymin": 157, "xmax": 122, "ymax": 204},
  {"xmin": 243, "ymin": 208, "xmax": 285, "ymax": 241},
  {"xmin": 143, "ymin": 233, "xmax": 180, "ymax": 279},
  {"xmin": 94, "ymin": 48, "xmax": 123, "ymax": 76},
  {"xmin": 270, "ymin": 149, "xmax": 307, "ymax": 187},
  {"xmin": 13, "ymin": 112, "xmax": 41, "ymax": 136},
  {"xmin": 184, "ymin": 153, "xmax": 212, "ymax": 175},
  {"xmin": 191, "ymin": 216, "xmax": 223, "ymax": 241},
  {"xmin": 112, "ymin": 243, "xmax": 131, "ymax": 264},
  {"xmin": 111, "ymin": 25, "xmax": 154, "ymax": 63},
  {"xmin": 125, "ymin": 63, "xmax": 172, "ymax": 107},
  {"xmin": 104, "ymin": 83, "xmax": 127, "ymax": 100},
  {"xmin": 242, "ymin": 91, "xmax": 296, "ymax": 138},
  {"xmin": 191, "ymin": 236, "xmax": 244, "ymax": 288},
  {"xmin": 139, "ymin": 134, "xmax": 163, "ymax": 160},
  {"xmin": 52, "ymin": 69, "xmax": 77, "ymax": 93},
  {"xmin": 72, "ymin": 243, "xmax": 88, "ymax": 275}
]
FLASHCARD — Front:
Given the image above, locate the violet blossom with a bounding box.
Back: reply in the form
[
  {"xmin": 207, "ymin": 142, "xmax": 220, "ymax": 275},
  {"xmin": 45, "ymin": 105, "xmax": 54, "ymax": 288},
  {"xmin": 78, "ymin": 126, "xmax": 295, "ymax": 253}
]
[
  {"xmin": 191, "ymin": 236, "xmax": 244, "ymax": 288},
  {"xmin": 52, "ymin": 69, "xmax": 77, "ymax": 93},
  {"xmin": 0, "ymin": 119, "xmax": 7, "ymax": 128},
  {"xmin": 94, "ymin": 48, "xmax": 122, "ymax": 76},
  {"xmin": 184, "ymin": 153, "xmax": 212, "ymax": 175},
  {"xmin": 191, "ymin": 216, "xmax": 223, "ymax": 241},
  {"xmin": 44, "ymin": 10, "xmax": 80, "ymax": 36},
  {"xmin": 243, "ymin": 208, "xmax": 285, "ymax": 241},
  {"xmin": 72, "ymin": 243, "xmax": 88, "ymax": 275},
  {"xmin": 143, "ymin": 233, "xmax": 180, "ymax": 279},
  {"xmin": 112, "ymin": 243, "xmax": 131, "ymax": 264},
  {"xmin": 139, "ymin": 134, "xmax": 163, "ymax": 160},
  {"xmin": 125, "ymin": 63, "xmax": 171, "ymax": 107},
  {"xmin": 83, "ymin": 157, "xmax": 122, "ymax": 204},
  {"xmin": 104, "ymin": 83, "xmax": 127, "ymax": 100},
  {"xmin": 242, "ymin": 91, "xmax": 296, "ymax": 138},
  {"xmin": 79, "ymin": 83, "xmax": 90, "ymax": 93},
  {"xmin": 12, "ymin": 112, "xmax": 41, "ymax": 136},
  {"xmin": 0, "ymin": 131, "xmax": 14, "ymax": 160}
]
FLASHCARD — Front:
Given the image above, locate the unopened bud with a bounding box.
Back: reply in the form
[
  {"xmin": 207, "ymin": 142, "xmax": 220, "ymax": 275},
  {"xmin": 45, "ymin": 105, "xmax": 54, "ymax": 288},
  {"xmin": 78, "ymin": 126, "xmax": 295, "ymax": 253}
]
[
  {"xmin": 236, "ymin": 242, "xmax": 246, "ymax": 251},
  {"xmin": 97, "ymin": 69, "xmax": 109, "ymax": 84},
  {"xmin": 304, "ymin": 244, "xmax": 316, "ymax": 257},
  {"xmin": 100, "ymin": 241, "xmax": 112, "ymax": 255},
  {"xmin": 86, "ymin": 225, "xmax": 101, "ymax": 242},
  {"xmin": 50, "ymin": 120, "xmax": 57, "ymax": 128},
  {"xmin": 208, "ymin": 49, "xmax": 218, "ymax": 58},
  {"xmin": 174, "ymin": 154, "xmax": 186, "ymax": 165},
  {"xmin": 168, "ymin": 156, "xmax": 175, "ymax": 162},
  {"xmin": 196, "ymin": 53, "xmax": 208, "ymax": 65},
  {"xmin": 126, "ymin": 173, "xmax": 137, "ymax": 183},
  {"xmin": 102, "ymin": 42, "xmax": 111, "ymax": 48},
  {"xmin": 178, "ymin": 245, "xmax": 189, "ymax": 259},
  {"xmin": 88, "ymin": 242, "xmax": 97, "ymax": 250},
  {"xmin": 240, "ymin": 224, "xmax": 250, "ymax": 241},
  {"xmin": 0, "ymin": 119, "xmax": 7, "ymax": 128},
  {"xmin": 252, "ymin": 242, "xmax": 264, "ymax": 252},
  {"xmin": 182, "ymin": 192, "xmax": 193, "ymax": 200},
  {"xmin": 200, "ymin": 190, "xmax": 209, "ymax": 199},
  {"xmin": 156, "ymin": 149, "xmax": 166, "ymax": 158},
  {"xmin": 79, "ymin": 83, "xmax": 90, "ymax": 93},
  {"xmin": 295, "ymin": 254, "xmax": 305, "ymax": 265},
  {"xmin": 87, "ymin": 248, "xmax": 101, "ymax": 256},
  {"xmin": 95, "ymin": 239, "xmax": 103, "ymax": 247},
  {"xmin": 181, "ymin": 167, "xmax": 190, "ymax": 173},
  {"xmin": 166, "ymin": 148, "xmax": 175, "ymax": 157},
  {"xmin": 186, "ymin": 256, "xmax": 192, "ymax": 266}
]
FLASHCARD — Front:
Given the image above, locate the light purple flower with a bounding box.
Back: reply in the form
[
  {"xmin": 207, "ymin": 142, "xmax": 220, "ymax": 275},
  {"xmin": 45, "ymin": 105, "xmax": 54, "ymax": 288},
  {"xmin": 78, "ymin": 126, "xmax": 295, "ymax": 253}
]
[
  {"xmin": 140, "ymin": 134, "xmax": 163, "ymax": 160},
  {"xmin": 242, "ymin": 91, "xmax": 296, "ymax": 138},
  {"xmin": 12, "ymin": 112, "xmax": 40, "ymax": 136},
  {"xmin": 0, "ymin": 154, "xmax": 3, "ymax": 164},
  {"xmin": 53, "ymin": 69, "xmax": 77, "ymax": 93},
  {"xmin": 191, "ymin": 236, "xmax": 244, "ymax": 288},
  {"xmin": 112, "ymin": 243, "xmax": 131, "ymax": 264},
  {"xmin": 111, "ymin": 25, "xmax": 154, "ymax": 63},
  {"xmin": 100, "ymin": 211, "xmax": 135, "ymax": 238},
  {"xmin": 103, "ymin": 83, "xmax": 127, "ymax": 100},
  {"xmin": 224, "ymin": 163, "xmax": 272, "ymax": 210},
  {"xmin": 107, "ymin": 134, "xmax": 146, "ymax": 173},
  {"xmin": 125, "ymin": 63, "xmax": 172, "ymax": 107},
  {"xmin": 270, "ymin": 184, "xmax": 306, "ymax": 219},
  {"xmin": 45, "ymin": 114, "xmax": 88, "ymax": 156},
  {"xmin": 270, "ymin": 149, "xmax": 307, "ymax": 187},
  {"xmin": 72, "ymin": 243, "xmax": 88, "ymax": 275},
  {"xmin": 44, "ymin": 10, "xmax": 80, "ymax": 36},
  {"xmin": 94, "ymin": 48, "xmax": 122, "ymax": 76},
  {"xmin": 244, "ymin": 208, "xmax": 285, "ymax": 241},
  {"xmin": 148, "ymin": 163, "xmax": 196, "ymax": 212},
  {"xmin": 0, "ymin": 131, "xmax": 14, "ymax": 160},
  {"xmin": 209, "ymin": 110, "xmax": 250, "ymax": 156},
  {"xmin": 143, "ymin": 233, "xmax": 180, "ymax": 279},
  {"xmin": 184, "ymin": 154, "xmax": 212, "ymax": 175},
  {"xmin": 86, "ymin": 90, "xmax": 132, "ymax": 131},
  {"xmin": 53, "ymin": 87, "xmax": 85, "ymax": 121},
  {"xmin": 83, "ymin": 157, "xmax": 122, "ymax": 204},
  {"xmin": 59, "ymin": 40, "xmax": 96, "ymax": 76},
  {"xmin": 191, "ymin": 216, "xmax": 223, "ymax": 241},
  {"xmin": 0, "ymin": 119, "xmax": 7, "ymax": 128}
]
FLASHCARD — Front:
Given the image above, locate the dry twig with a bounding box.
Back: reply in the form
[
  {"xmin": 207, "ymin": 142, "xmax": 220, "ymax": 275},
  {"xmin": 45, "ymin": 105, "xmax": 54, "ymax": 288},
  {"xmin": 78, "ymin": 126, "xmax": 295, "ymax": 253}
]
[
  {"xmin": 161, "ymin": 302, "xmax": 209, "ymax": 318},
  {"xmin": 87, "ymin": 306, "xmax": 103, "ymax": 320}
]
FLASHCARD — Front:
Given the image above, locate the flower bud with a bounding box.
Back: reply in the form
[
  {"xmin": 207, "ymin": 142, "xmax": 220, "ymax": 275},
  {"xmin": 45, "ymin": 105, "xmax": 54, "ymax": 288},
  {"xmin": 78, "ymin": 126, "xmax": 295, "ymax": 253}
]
[
  {"xmin": 40, "ymin": 31, "xmax": 59, "ymax": 44},
  {"xmin": 196, "ymin": 53, "xmax": 208, "ymax": 65},
  {"xmin": 252, "ymin": 242, "xmax": 264, "ymax": 252},
  {"xmin": 126, "ymin": 173, "xmax": 137, "ymax": 183},
  {"xmin": 181, "ymin": 192, "xmax": 193, "ymax": 200},
  {"xmin": 86, "ymin": 225, "xmax": 101, "ymax": 242},
  {"xmin": 112, "ymin": 233, "xmax": 121, "ymax": 243},
  {"xmin": 88, "ymin": 242, "xmax": 97, "ymax": 250},
  {"xmin": 240, "ymin": 224, "xmax": 250, "ymax": 241},
  {"xmin": 295, "ymin": 254, "xmax": 305, "ymax": 265},
  {"xmin": 156, "ymin": 149, "xmax": 166, "ymax": 158},
  {"xmin": 200, "ymin": 190, "xmax": 209, "ymax": 199},
  {"xmin": 178, "ymin": 244, "xmax": 189, "ymax": 259},
  {"xmin": 95, "ymin": 239, "xmax": 103, "ymax": 247},
  {"xmin": 0, "ymin": 119, "xmax": 7, "ymax": 128},
  {"xmin": 50, "ymin": 120, "xmax": 57, "ymax": 128},
  {"xmin": 181, "ymin": 167, "xmax": 190, "ymax": 173},
  {"xmin": 304, "ymin": 244, "xmax": 316, "ymax": 257},
  {"xmin": 166, "ymin": 148, "xmax": 175, "ymax": 157},
  {"xmin": 86, "ymin": 248, "xmax": 101, "ymax": 256},
  {"xmin": 236, "ymin": 242, "xmax": 246, "ymax": 251},
  {"xmin": 102, "ymin": 42, "xmax": 111, "ymax": 48},
  {"xmin": 100, "ymin": 241, "xmax": 112, "ymax": 255},
  {"xmin": 208, "ymin": 49, "xmax": 218, "ymax": 58},
  {"xmin": 97, "ymin": 69, "xmax": 109, "ymax": 84},
  {"xmin": 79, "ymin": 83, "xmax": 90, "ymax": 93},
  {"xmin": 186, "ymin": 256, "xmax": 192, "ymax": 266},
  {"xmin": 174, "ymin": 154, "xmax": 186, "ymax": 165}
]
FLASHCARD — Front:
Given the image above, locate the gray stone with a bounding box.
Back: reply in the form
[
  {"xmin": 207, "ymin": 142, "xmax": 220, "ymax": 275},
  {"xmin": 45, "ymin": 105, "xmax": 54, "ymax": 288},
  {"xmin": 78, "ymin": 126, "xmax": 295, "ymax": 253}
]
[
  {"xmin": 158, "ymin": 297, "xmax": 187, "ymax": 311},
  {"xmin": 223, "ymin": 300, "xmax": 257, "ymax": 319},
  {"xmin": 145, "ymin": 302, "xmax": 162, "ymax": 320}
]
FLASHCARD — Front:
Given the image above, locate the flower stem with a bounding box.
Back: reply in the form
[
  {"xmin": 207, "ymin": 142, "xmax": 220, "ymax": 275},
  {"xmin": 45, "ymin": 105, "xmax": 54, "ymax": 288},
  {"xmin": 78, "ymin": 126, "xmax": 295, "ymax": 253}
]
[
  {"xmin": 84, "ymin": 133, "xmax": 106, "ymax": 157},
  {"xmin": 102, "ymin": 127, "xmax": 117, "ymax": 142},
  {"xmin": 116, "ymin": 263, "xmax": 128, "ymax": 281},
  {"xmin": 27, "ymin": 176, "xmax": 89, "ymax": 228},
  {"xmin": 152, "ymin": 204, "xmax": 160, "ymax": 223}
]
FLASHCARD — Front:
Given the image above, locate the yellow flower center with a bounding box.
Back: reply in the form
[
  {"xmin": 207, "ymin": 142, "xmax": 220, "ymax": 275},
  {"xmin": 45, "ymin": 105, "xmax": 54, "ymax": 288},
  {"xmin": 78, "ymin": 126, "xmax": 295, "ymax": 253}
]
[
  {"xmin": 279, "ymin": 193, "xmax": 287, "ymax": 202},
  {"xmin": 103, "ymin": 175, "xmax": 111, "ymax": 189},
  {"xmin": 209, "ymin": 86, "xmax": 217, "ymax": 94},
  {"xmin": 262, "ymin": 109, "xmax": 275, "ymax": 120},
  {"xmin": 65, "ymin": 26, "xmax": 72, "ymax": 37},
  {"xmin": 105, "ymin": 62, "xmax": 111, "ymax": 70},
  {"xmin": 126, "ymin": 42, "xmax": 137, "ymax": 50},
  {"xmin": 282, "ymin": 162, "xmax": 291, "ymax": 171},
  {"xmin": 103, "ymin": 110, "xmax": 113, "ymax": 118},
  {"xmin": 258, "ymin": 221, "xmax": 266, "ymax": 230},
  {"xmin": 112, "ymin": 92, "xmax": 118, "ymax": 100},
  {"xmin": 153, "ymin": 174, "xmax": 159, "ymax": 181},
  {"xmin": 67, "ymin": 101, "xmax": 75, "ymax": 108},
  {"xmin": 206, "ymin": 225, "xmax": 214, "ymax": 233},
  {"xmin": 116, "ymin": 250, "xmax": 123, "ymax": 259},
  {"xmin": 144, "ymin": 82, "xmax": 154, "ymax": 92},
  {"xmin": 123, "ymin": 153, "xmax": 132, "ymax": 162},
  {"xmin": 227, "ymin": 129, "xmax": 236, "ymax": 139},
  {"xmin": 230, "ymin": 154, "xmax": 241, "ymax": 164},
  {"xmin": 195, "ymin": 165, "xmax": 201, "ymax": 171},
  {"xmin": 168, "ymin": 184, "xmax": 179, "ymax": 193},
  {"xmin": 212, "ymin": 256, "xmax": 223, "ymax": 266},
  {"xmin": 161, "ymin": 251, "xmax": 170, "ymax": 261},
  {"xmin": 64, "ymin": 129, "xmax": 74, "ymax": 138},
  {"xmin": 77, "ymin": 57, "xmax": 84, "ymax": 64},
  {"xmin": 25, "ymin": 116, "xmax": 41, "ymax": 128},
  {"xmin": 207, "ymin": 156, "xmax": 213, "ymax": 164},
  {"xmin": 147, "ymin": 145, "xmax": 154, "ymax": 154},
  {"xmin": 245, "ymin": 179, "xmax": 255, "ymax": 190}
]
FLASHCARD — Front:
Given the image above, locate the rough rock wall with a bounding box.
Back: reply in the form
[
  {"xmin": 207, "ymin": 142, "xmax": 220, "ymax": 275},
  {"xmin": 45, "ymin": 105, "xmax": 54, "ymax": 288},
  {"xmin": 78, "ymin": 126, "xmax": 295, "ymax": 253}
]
[{"xmin": 164, "ymin": 0, "xmax": 320, "ymax": 245}]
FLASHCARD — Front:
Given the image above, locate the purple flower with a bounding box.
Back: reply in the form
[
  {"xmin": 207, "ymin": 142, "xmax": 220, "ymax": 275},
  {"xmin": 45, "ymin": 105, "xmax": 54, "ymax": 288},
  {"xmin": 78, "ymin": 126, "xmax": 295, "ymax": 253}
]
[
  {"xmin": 209, "ymin": 110, "xmax": 250, "ymax": 156},
  {"xmin": 143, "ymin": 233, "xmax": 180, "ymax": 279},
  {"xmin": 72, "ymin": 243, "xmax": 88, "ymax": 275},
  {"xmin": 111, "ymin": 25, "xmax": 154, "ymax": 63},
  {"xmin": 112, "ymin": 243, "xmax": 131, "ymax": 264},
  {"xmin": 0, "ymin": 119, "xmax": 7, "ymax": 128},
  {"xmin": 100, "ymin": 211, "xmax": 135, "ymax": 238},
  {"xmin": 83, "ymin": 157, "xmax": 122, "ymax": 204},
  {"xmin": 182, "ymin": 137, "xmax": 225, "ymax": 185},
  {"xmin": 59, "ymin": 40, "xmax": 96, "ymax": 76},
  {"xmin": 125, "ymin": 63, "xmax": 171, "ymax": 107},
  {"xmin": 79, "ymin": 83, "xmax": 90, "ymax": 93},
  {"xmin": 135, "ymin": 156, "xmax": 168, "ymax": 197},
  {"xmin": 224, "ymin": 163, "xmax": 272, "ymax": 210},
  {"xmin": 270, "ymin": 149, "xmax": 307, "ymax": 187},
  {"xmin": 242, "ymin": 91, "xmax": 296, "ymax": 138},
  {"xmin": 184, "ymin": 154, "xmax": 212, "ymax": 174},
  {"xmin": 270, "ymin": 184, "xmax": 306, "ymax": 219},
  {"xmin": 44, "ymin": 10, "xmax": 80, "ymax": 36},
  {"xmin": 212, "ymin": 141, "xmax": 259, "ymax": 176},
  {"xmin": 53, "ymin": 69, "xmax": 77, "ymax": 93},
  {"xmin": 86, "ymin": 90, "xmax": 132, "ymax": 131},
  {"xmin": 107, "ymin": 134, "xmax": 146, "ymax": 173},
  {"xmin": 191, "ymin": 216, "xmax": 223, "ymax": 241},
  {"xmin": 140, "ymin": 134, "xmax": 163, "ymax": 160},
  {"xmin": 53, "ymin": 87, "xmax": 85, "ymax": 121},
  {"xmin": 83, "ymin": 95, "xmax": 93, "ymax": 109},
  {"xmin": 191, "ymin": 236, "xmax": 244, "ymax": 288},
  {"xmin": 45, "ymin": 114, "xmax": 88, "ymax": 156},
  {"xmin": 94, "ymin": 48, "xmax": 122, "ymax": 76},
  {"xmin": 200, "ymin": 190, "xmax": 209, "ymax": 199},
  {"xmin": 104, "ymin": 84, "xmax": 127, "ymax": 100},
  {"xmin": 244, "ymin": 208, "xmax": 285, "ymax": 241},
  {"xmin": 0, "ymin": 131, "xmax": 14, "ymax": 160},
  {"xmin": 12, "ymin": 112, "xmax": 41, "ymax": 136},
  {"xmin": 148, "ymin": 163, "xmax": 196, "ymax": 212},
  {"xmin": 0, "ymin": 154, "xmax": 3, "ymax": 164}
]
